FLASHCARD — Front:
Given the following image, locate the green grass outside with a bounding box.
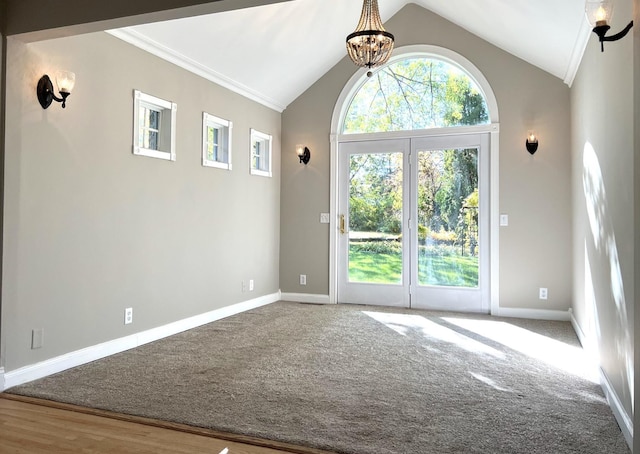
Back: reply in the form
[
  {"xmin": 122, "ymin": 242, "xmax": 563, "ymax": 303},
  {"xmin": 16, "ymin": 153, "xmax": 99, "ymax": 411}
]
[{"xmin": 348, "ymin": 248, "xmax": 478, "ymax": 287}]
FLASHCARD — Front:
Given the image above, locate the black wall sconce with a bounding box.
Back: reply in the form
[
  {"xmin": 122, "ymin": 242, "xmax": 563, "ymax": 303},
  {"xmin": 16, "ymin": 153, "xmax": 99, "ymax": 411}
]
[
  {"xmin": 37, "ymin": 71, "xmax": 76, "ymax": 109},
  {"xmin": 586, "ymin": 0, "xmax": 633, "ymax": 52},
  {"xmin": 526, "ymin": 132, "xmax": 538, "ymax": 155},
  {"xmin": 296, "ymin": 144, "xmax": 311, "ymax": 165}
]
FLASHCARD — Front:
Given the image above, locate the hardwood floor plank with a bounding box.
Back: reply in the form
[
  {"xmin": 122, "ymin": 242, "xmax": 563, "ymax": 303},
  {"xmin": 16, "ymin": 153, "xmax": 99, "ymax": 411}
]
[{"xmin": 0, "ymin": 396, "xmax": 309, "ymax": 454}]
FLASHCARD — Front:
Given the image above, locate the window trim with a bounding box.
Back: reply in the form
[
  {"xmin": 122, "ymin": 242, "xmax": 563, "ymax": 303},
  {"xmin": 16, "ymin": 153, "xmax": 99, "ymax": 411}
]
[
  {"xmin": 133, "ymin": 90, "xmax": 177, "ymax": 161},
  {"xmin": 202, "ymin": 112, "xmax": 233, "ymax": 170},
  {"xmin": 250, "ymin": 128, "xmax": 272, "ymax": 177}
]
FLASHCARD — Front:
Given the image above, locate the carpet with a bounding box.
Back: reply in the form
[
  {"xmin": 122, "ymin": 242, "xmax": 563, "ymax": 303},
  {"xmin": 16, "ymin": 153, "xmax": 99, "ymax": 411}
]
[{"xmin": 7, "ymin": 302, "xmax": 629, "ymax": 453}]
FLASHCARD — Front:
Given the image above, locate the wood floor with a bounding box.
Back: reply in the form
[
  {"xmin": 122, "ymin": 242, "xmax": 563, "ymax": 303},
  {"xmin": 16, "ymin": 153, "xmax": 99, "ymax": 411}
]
[{"xmin": 0, "ymin": 394, "xmax": 312, "ymax": 454}]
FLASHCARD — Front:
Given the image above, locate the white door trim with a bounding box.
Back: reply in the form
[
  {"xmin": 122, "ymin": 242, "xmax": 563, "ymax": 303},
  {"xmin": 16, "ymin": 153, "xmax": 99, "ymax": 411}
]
[
  {"xmin": 329, "ymin": 45, "xmax": 500, "ymax": 311},
  {"xmin": 409, "ymin": 133, "xmax": 490, "ymax": 312},
  {"xmin": 337, "ymin": 139, "xmax": 411, "ymax": 307}
]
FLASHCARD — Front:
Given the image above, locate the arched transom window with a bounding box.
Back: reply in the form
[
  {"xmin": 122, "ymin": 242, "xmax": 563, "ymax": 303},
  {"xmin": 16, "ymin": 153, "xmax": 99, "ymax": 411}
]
[{"xmin": 342, "ymin": 57, "xmax": 489, "ymax": 134}]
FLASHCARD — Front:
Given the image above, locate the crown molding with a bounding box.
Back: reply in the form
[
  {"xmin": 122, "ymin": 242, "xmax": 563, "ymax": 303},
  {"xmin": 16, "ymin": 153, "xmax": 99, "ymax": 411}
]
[
  {"xmin": 563, "ymin": 18, "xmax": 592, "ymax": 87},
  {"xmin": 107, "ymin": 28, "xmax": 286, "ymax": 113}
]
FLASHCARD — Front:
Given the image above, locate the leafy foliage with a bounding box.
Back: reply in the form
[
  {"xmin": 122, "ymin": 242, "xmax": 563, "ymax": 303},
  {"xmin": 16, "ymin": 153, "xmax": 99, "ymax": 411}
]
[
  {"xmin": 350, "ymin": 240, "xmax": 402, "ymax": 255},
  {"xmin": 349, "ymin": 153, "xmax": 403, "ymax": 235},
  {"xmin": 343, "ymin": 58, "xmax": 488, "ymax": 134}
]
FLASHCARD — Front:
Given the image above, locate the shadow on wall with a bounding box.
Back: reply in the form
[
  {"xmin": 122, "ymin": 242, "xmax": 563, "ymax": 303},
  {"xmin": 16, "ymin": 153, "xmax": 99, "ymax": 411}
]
[{"xmin": 582, "ymin": 141, "xmax": 633, "ymax": 406}]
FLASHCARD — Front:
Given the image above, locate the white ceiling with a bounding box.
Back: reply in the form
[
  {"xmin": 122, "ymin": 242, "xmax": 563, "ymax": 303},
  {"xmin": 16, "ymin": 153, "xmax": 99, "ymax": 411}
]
[{"xmin": 109, "ymin": 0, "xmax": 591, "ymax": 112}]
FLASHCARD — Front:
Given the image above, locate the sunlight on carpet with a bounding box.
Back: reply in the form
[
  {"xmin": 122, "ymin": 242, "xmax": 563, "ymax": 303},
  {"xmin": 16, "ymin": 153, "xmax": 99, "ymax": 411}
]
[
  {"xmin": 363, "ymin": 310, "xmax": 599, "ymax": 383},
  {"xmin": 443, "ymin": 317, "xmax": 599, "ymax": 383},
  {"xmin": 363, "ymin": 311, "xmax": 504, "ymax": 358}
]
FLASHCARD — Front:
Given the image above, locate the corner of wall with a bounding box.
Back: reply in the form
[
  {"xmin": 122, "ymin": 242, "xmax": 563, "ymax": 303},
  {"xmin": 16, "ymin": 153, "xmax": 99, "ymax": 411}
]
[{"xmin": 600, "ymin": 369, "xmax": 633, "ymax": 450}]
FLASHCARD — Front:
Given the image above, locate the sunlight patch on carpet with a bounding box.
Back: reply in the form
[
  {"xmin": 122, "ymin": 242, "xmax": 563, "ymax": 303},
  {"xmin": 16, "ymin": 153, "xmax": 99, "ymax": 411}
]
[
  {"xmin": 469, "ymin": 372, "xmax": 513, "ymax": 392},
  {"xmin": 443, "ymin": 317, "xmax": 599, "ymax": 383},
  {"xmin": 362, "ymin": 311, "xmax": 504, "ymax": 358}
]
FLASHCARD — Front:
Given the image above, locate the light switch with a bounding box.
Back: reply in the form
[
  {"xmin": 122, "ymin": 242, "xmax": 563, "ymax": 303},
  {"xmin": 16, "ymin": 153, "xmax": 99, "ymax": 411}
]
[
  {"xmin": 320, "ymin": 213, "xmax": 330, "ymax": 224},
  {"xmin": 500, "ymin": 214, "xmax": 509, "ymax": 226}
]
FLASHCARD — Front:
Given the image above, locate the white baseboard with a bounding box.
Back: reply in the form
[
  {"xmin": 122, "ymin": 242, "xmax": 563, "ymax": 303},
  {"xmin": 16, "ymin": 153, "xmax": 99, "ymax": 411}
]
[
  {"xmin": 0, "ymin": 368, "xmax": 4, "ymax": 391},
  {"xmin": 280, "ymin": 292, "xmax": 332, "ymax": 304},
  {"xmin": 2, "ymin": 292, "xmax": 280, "ymax": 391},
  {"xmin": 491, "ymin": 307, "xmax": 571, "ymax": 321},
  {"xmin": 569, "ymin": 309, "xmax": 586, "ymax": 346},
  {"xmin": 570, "ymin": 310, "xmax": 632, "ymax": 450},
  {"xmin": 600, "ymin": 368, "xmax": 633, "ymax": 450}
]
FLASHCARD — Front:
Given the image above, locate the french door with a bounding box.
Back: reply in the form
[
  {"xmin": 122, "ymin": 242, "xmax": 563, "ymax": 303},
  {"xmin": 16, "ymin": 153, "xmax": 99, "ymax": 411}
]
[{"xmin": 337, "ymin": 133, "xmax": 490, "ymax": 312}]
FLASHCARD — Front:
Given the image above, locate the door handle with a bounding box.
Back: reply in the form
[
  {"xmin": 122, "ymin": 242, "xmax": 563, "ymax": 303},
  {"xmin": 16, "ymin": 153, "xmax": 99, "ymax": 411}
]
[{"xmin": 340, "ymin": 214, "xmax": 347, "ymax": 234}]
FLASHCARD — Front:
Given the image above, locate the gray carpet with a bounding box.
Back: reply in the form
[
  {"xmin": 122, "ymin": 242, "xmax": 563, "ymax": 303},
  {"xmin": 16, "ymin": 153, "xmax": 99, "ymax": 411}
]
[{"xmin": 8, "ymin": 302, "xmax": 629, "ymax": 453}]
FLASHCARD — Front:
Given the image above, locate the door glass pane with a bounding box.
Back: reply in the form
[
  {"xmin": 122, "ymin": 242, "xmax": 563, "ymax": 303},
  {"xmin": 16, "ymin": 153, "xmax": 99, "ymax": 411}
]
[
  {"xmin": 348, "ymin": 152, "xmax": 403, "ymax": 284},
  {"xmin": 417, "ymin": 148, "xmax": 478, "ymax": 288}
]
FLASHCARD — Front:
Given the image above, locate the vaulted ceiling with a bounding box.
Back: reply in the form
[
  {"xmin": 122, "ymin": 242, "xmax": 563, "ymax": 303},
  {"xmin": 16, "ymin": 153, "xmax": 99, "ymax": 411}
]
[{"xmin": 109, "ymin": 0, "xmax": 590, "ymax": 112}]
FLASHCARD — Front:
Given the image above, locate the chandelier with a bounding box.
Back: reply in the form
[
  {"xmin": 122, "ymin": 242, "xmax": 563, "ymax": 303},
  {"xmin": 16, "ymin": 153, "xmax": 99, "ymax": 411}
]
[{"xmin": 346, "ymin": 0, "xmax": 395, "ymax": 76}]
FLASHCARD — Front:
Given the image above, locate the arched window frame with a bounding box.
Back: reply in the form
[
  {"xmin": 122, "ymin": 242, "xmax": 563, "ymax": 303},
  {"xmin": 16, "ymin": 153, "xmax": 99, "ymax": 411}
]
[
  {"xmin": 334, "ymin": 45, "xmax": 499, "ymax": 134},
  {"xmin": 329, "ymin": 45, "xmax": 501, "ymax": 313}
]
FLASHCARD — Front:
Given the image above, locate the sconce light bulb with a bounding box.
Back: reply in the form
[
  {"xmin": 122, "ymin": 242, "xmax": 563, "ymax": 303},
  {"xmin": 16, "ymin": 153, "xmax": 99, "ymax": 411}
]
[
  {"xmin": 586, "ymin": 0, "xmax": 613, "ymax": 27},
  {"xmin": 525, "ymin": 132, "xmax": 539, "ymax": 155},
  {"xmin": 296, "ymin": 145, "xmax": 311, "ymax": 165},
  {"xmin": 596, "ymin": 6, "xmax": 608, "ymax": 23},
  {"xmin": 56, "ymin": 71, "xmax": 76, "ymax": 94},
  {"xmin": 585, "ymin": 0, "xmax": 632, "ymax": 53}
]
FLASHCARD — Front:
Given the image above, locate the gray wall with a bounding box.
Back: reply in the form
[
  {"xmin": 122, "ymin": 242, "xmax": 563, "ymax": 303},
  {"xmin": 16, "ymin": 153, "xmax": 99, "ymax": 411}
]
[
  {"xmin": 635, "ymin": 0, "xmax": 640, "ymax": 448},
  {"xmin": 280, "ymin": 4, "xmax": 573, "ymax": 311},
  {"xmin": 0, "ymin": 28, "xmax": 4, "ymax": 371},
  {"xmin": 571, "ymin": 0, "xmax": 634, "ymax": 429},
  {"xmin": 2, "ymin": 31, "xmax": 280, "ymax": 371},
  {"xmin": 635, "ymin": 0, "xmax": 640, "ymax": 449}
]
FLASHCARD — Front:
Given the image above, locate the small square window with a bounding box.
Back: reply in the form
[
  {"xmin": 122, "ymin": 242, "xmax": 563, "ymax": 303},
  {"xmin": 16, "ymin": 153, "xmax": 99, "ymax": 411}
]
[
  {"xmin": 133, "ymin": 90, "xmax": 177, "ymax": 161},
  {"xmin": 250, "ymin": 129, "xmax": 272, "ymax": 177},
  {"xmin": 202, "ymin": 113, "xmax": 232, "ymax": 170}
]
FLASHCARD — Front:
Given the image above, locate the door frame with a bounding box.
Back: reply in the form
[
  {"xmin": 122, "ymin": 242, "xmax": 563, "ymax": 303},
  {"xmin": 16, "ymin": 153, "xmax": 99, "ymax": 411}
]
[
  {"xmin": 337, "ymin": 138, "xmax": 411, "ymax": 307},
  {"xmin": 329, "ymin": 45, "xmax": 500, "ymax": 314},
  {"xmin": 408, "ymin": 133, "xmax": 490, "ymax": 312},
  {"xmin": 336, "ymin": 132, "xmax": 491, "ymax": 311}
]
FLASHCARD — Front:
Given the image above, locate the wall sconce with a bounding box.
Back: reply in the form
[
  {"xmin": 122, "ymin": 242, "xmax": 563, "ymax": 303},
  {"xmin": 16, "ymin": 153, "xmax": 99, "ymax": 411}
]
[
  {"xmin": 585, "ymin": 0, "xmax": 633, "ymax": 52},
  {"xmin": 526, "ymin": 132, "xmax": 538, "ymax": 155},
  {"xmin": 296, "ymin": 144, "xmax": 311, "ymax": 165},
  {"xmin": 37, "ymin": 71, "xmax": 76, "ymax": 109}
]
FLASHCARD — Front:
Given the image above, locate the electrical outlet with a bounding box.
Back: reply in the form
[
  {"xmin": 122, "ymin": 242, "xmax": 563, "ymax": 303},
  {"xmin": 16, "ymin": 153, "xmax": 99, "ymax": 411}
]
[
  {"xmin": 249, "ymin": 279, "xmax": 254, "ymax": 291},
  {"xmin": 124, "ymin": 307, "xmax": 133, "ymax": 325},
  {"xmin": 539, "ymin": 288, "xmax": 548, "ymax": 300},
  {"xmin": 31, "ymin": 328, "xmax": 44, "ymax": 349},
  {"xmin": 320, "ymin": 213, "xmax": 330, "ymax": 224},
  {"xmin": 300, "ymin": 274, "xmax": 307, "ymax": 285}
]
